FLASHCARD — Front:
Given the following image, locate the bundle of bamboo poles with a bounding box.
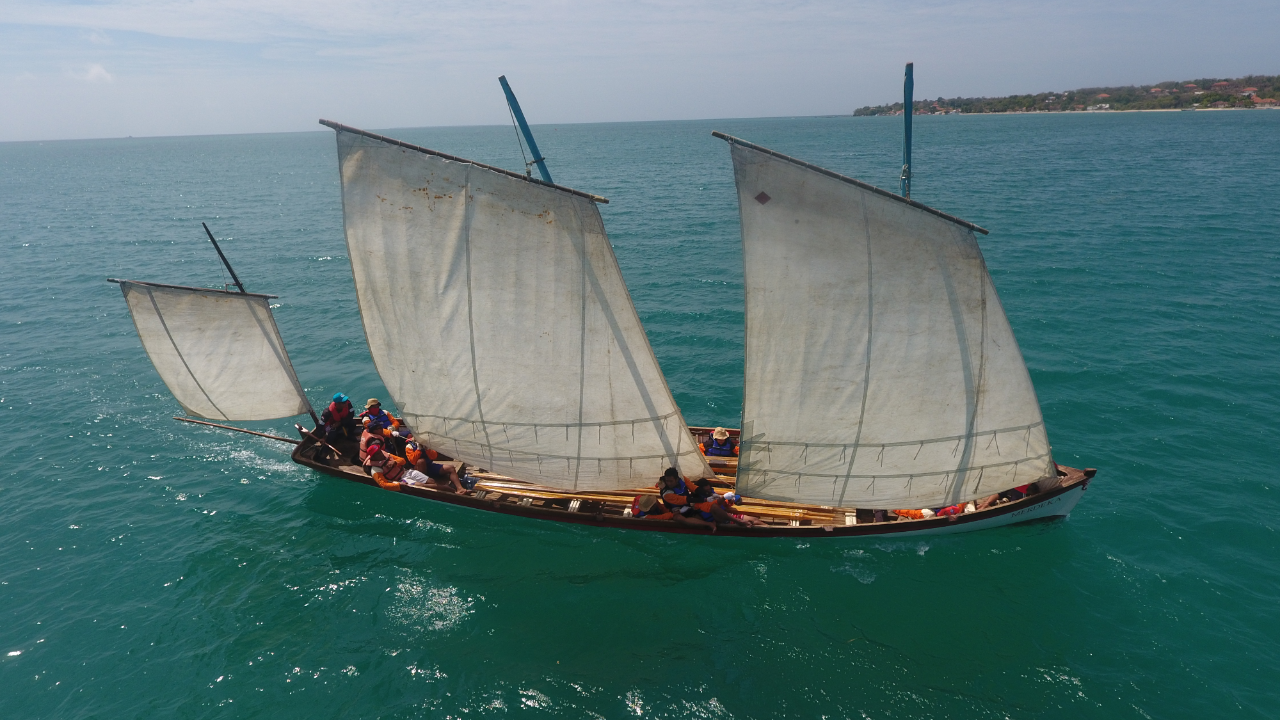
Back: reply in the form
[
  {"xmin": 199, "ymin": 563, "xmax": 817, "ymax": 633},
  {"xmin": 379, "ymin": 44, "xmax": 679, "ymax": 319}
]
[{"xmin": 468, "ymin": 475, "xmax": 848, "ymax": 525}]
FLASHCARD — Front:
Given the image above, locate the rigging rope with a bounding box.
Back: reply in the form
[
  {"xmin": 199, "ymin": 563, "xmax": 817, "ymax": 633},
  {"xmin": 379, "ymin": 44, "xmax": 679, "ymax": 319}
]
[{"xmin": 505, "ymin": 103, "xmax": 531, "ymax": 176}]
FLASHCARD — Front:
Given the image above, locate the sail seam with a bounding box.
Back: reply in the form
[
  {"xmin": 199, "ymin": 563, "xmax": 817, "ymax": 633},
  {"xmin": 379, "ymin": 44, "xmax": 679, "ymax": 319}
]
[
  {"xmin": 242, "ymin": 296, "xmax": 311, "ymax": 416},
  {"xmin": 749, "ymin": 421, "xmax": 1045, "ymax": 450},
  {"xmin": 139, "ymin": 285, "xmax": 227, "ymax": 420},
  {"xmin": 461, "ymin": 168, "xmax": 496, "ymax": 470},
  {"xmin": 836, "ymin": 191, "xmax": 875, "ymax": 507},
  {"xmin": 573, "ymin": 207, "xmax": 589, "ymax": 491},
  {"xmin": 752, "ymin": 452, "xmax": 1052, "ymax": 481}
]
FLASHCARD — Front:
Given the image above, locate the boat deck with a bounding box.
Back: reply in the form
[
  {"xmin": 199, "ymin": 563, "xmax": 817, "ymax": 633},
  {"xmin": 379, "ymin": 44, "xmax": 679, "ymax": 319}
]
[{"xmin": 291, "ymin": 425, "xmax": 1093, "ymax": 538}]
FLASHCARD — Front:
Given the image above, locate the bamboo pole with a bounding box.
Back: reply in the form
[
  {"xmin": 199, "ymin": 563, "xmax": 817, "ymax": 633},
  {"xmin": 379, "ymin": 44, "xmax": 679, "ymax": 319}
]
[{"xmin": 172, "ymin": 416, "xmax": 299, "ymax": 444}]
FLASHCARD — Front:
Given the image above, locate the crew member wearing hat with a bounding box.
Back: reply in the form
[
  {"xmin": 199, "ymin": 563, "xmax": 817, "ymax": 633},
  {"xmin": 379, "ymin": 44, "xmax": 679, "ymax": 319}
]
[
  {"xmin": 365, "ymin": 440, "xmax": 468, "ymax": 494},
  {"xmin": 359, "ymin": 398, "xmax": 411, "ymax": 452},
  {"xmin": 629, "ymin": 494, "xmax": 673, "ymax": 520},
  {"xmin": 320, "ymin": 392, "xmax": 357, "ymax": 443},
  {"xmin": 700, "ymin": 427, "xmax": 738, "ymax": 457}
]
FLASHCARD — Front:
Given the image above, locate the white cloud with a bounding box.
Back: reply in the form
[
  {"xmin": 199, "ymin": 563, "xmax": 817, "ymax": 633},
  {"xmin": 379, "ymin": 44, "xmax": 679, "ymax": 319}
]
[
  {"xmin": 0, "ymin": 0, "xmax": 1277, "ymax": 140},
  {"xmin": 71, "ymin": 63, "xmax": 114, "ymax": 83}
]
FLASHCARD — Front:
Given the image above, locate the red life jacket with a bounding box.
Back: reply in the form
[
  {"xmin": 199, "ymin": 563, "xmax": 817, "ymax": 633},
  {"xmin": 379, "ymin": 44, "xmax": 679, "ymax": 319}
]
[{"xmin": 327, "ymin": 401, "xmax": 352, "ymax": 422}]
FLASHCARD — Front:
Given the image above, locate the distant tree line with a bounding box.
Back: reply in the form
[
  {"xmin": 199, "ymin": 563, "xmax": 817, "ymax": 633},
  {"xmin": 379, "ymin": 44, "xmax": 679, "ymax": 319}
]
[{"xmin": 853, "ymin": 75, "xmax": 1279, "ymax": 115}]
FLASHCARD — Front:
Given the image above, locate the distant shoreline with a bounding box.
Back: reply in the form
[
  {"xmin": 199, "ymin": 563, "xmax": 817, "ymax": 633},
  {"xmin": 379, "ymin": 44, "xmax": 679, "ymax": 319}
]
[
  {"xmin": 850, "ymin": 106, "xmax": 1277, "ymax": 117},
  {"xmin": 853, "ymin": 75, "xmax": 1278, "ymax": 116},
  {"xmin": 909, "ymin": 106, "xmax": 1277, "ymax": 115}
]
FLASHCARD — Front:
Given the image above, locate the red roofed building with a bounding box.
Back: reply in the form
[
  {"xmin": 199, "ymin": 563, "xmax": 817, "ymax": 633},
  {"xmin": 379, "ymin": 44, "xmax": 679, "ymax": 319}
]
[
  {"xmin": 1212, "ymin": 81, "xmax": 1231, "ymax": 87},
  {"xmin": 1185, "ymin": 84, "xmax": 1198, "ymax": 89},
  {"xmin": 1097, "ymin": 93, "xmax": 1110, "ymax": 99},
  {"xmin": 1256, "ymin": 97, "xmax": 1277, "ymax": 105}
]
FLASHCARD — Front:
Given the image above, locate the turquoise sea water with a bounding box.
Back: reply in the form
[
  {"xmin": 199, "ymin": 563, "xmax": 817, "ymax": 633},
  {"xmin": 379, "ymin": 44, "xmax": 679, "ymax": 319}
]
[{"xmin": 2, "ymin": 110, "xmax": 1279, "ymax": 718}]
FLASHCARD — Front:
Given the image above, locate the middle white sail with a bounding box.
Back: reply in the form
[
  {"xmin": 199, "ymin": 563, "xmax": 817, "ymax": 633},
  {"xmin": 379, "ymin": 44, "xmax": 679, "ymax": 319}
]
[{"xmin": 331, "ymin": 125, "xmax": 711, "ymax": 491}]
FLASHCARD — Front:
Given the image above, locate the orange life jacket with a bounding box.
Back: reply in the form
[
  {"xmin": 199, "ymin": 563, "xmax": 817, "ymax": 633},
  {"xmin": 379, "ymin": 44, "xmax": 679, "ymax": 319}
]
[
  {"xmin": 359, "ymin": 430, "xmax": 383, "ymax": 463},
  {"xmin": 364, "ymin": 452, "xmax": 405, "ymax": 483},
  {"xmin": 405, "ymin": 443, "xmax": 439, "ymax": 467}
]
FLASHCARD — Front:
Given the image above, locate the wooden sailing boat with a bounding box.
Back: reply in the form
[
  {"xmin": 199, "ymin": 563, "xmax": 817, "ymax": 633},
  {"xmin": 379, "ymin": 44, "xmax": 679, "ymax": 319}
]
[{"xmin": 113, "ymin": 73, "xmax": 1093, "ymax": 538}]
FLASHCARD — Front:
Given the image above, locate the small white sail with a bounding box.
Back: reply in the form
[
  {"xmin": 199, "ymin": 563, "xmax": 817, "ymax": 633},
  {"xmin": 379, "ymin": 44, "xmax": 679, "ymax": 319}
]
[
  {"xmin": 726, "ymin": 139, "xmax": 1054, "ymax": 509},
  {"xmin": 328, "ymin": 123, "xmax": 711, "ymax": 491},
  {"xmin": 118, "ymin": 281, "xmax": 311, "ymax": 421}
]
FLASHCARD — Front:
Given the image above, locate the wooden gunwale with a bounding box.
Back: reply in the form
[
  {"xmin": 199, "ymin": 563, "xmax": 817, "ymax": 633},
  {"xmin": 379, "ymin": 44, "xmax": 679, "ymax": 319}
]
[{"xmin": 289, "ymin": 431, "xmax": 1092, "ymax": 538}]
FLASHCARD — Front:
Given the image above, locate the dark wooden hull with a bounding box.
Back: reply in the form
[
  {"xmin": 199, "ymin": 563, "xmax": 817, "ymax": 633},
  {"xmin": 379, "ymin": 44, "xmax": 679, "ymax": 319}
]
[{"xmin": 289, "ymin": 428, "xmax": 1093, "ymax": 539}]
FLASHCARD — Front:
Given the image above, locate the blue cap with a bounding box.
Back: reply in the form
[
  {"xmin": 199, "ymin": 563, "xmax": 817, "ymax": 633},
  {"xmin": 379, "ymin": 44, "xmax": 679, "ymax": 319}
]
[{"xmin": 332, "ymin": 392, "xmax": 348, "ymax": 403}]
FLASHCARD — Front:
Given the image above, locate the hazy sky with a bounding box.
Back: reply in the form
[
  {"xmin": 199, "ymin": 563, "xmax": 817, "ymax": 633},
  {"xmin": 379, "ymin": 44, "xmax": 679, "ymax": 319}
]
[{"xmin": 3, "ymin": 0, "xmax": 1276, "ymax": 142}]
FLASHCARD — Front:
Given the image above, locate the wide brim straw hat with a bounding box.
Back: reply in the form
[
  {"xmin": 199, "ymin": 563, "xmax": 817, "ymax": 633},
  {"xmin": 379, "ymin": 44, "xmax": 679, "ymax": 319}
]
[
  {"xmin": 712, "ymin": 427, "xmax": 729, "ymax": 441},
  {"xmin": 365, "ymin": 398, "xmax": 381, "ymax": 409}
]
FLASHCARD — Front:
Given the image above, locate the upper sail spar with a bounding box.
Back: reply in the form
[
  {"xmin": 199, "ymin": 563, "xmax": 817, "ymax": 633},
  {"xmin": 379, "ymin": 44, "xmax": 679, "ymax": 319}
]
[
  {"xmin": 326, "ymin": 121, "xmax": 711, "ymax": 491},
  {"xmin": 723, "ymin": 136, "xmax": 1054, "ymax": 509},
  {"xmin": 116, "ymin": 280, "xmax": 311, "ymax": 421}
]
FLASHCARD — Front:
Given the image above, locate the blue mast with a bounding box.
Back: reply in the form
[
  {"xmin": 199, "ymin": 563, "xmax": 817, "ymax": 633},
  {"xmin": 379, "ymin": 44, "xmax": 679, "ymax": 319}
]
[
  {"xmin": 901, "ymin": 62, "xmax": 913, "ymax": 199},
  {"xmin": 498, "ymin": 75, "xmax": 553, "ymax": 184}
]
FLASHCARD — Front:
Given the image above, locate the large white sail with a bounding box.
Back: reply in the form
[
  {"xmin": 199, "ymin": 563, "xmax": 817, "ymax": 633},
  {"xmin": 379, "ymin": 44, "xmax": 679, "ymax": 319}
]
[
  {"xmin": 725, "ymin": 138, "xmax": 1054, "ymax": 509},
  {"xmin": 328, "ymin": 123, "xmax": 711, "ymax": 491},
  {"xmin": 117, "ymin": 280, "xmax": 311, "ymax": 421}
]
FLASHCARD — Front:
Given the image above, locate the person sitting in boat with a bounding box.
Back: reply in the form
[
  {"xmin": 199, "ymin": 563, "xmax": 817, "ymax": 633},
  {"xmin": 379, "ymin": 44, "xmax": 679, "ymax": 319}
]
[
  {"xmin": 656, "ymin": 467, "xmax": 715, "ymax": 530},
  {"xmin": 404, "ymin": 440, "xmax": 466, "ymax": 493},
  {"xmin": 360, "ymin": 398, "xmax": 408, "ymax": 438},
  {"xmin": 689, "ymin": 479, "xmax": 754, "ymax": 527},
  {"xmin": 320, "ymin": 392, "xmax": 357, "ymax": 443},
  {"xmin": 934, "ymin": 501, "xmax": 973, "ymax": 518},
  {"xmin": 359, "ymin": 398, "xmax": 410, "ymax": 455},
  {"xmin": 362, "ymin": 441, "xmax": 407, "ymax": 491},
  {"xmin": 364, "ymin": 441, "xmax": 462, "ymax": 493},
  {"xmin": 716, "ymin": 489, "xmax": 766, "ymax": 527},
  {"xmin": 630, "ymin": 494, "xmax": 673, "ymax": 520},
  {"xmin": 700, "ymin": 427, "xmax": 738, "ymax": 457},
  {"xmin": 976, "ymin": 483, "xmax": 1034, "ymax": 511}
]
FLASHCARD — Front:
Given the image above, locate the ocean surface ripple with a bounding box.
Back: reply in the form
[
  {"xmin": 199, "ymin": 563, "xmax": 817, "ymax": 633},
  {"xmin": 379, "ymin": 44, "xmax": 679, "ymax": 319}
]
[{"xmin": 1, "ymin": 111, "xmax": 1278, "ymax": 718}]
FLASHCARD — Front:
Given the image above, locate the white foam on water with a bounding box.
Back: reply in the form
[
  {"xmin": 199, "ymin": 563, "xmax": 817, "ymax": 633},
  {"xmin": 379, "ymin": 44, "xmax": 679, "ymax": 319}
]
[{"xmin": 387, "ymin": 572, "xmax": 477, "ymax": 634}]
